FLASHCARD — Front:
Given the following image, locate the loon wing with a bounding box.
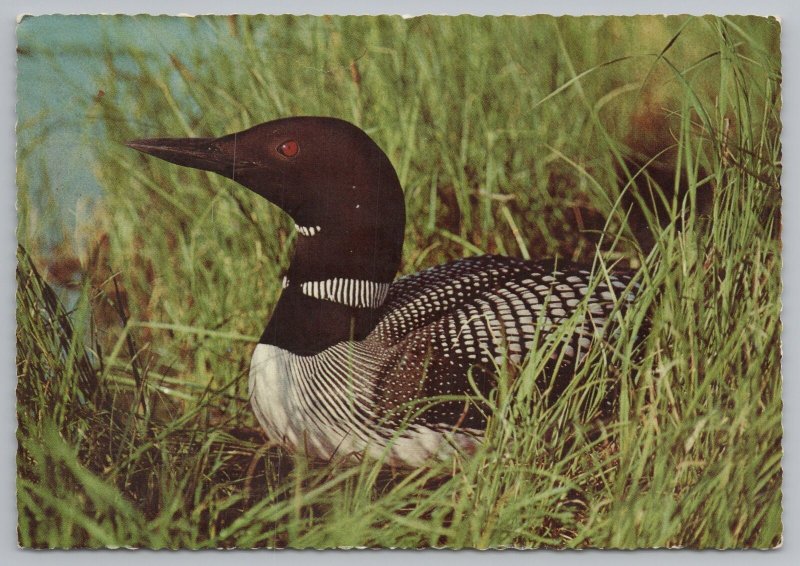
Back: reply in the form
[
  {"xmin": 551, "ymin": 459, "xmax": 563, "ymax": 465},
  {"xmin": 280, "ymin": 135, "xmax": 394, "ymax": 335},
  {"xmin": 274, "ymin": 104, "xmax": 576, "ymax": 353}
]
[{"xmin": 367, "ymin": 255, "xmax": 637, "ymax": 429}]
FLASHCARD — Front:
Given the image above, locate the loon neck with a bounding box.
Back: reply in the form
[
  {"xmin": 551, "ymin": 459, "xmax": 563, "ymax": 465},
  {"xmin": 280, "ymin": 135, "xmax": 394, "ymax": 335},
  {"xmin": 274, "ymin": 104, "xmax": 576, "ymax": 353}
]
[
  {"xmin": 260, "ymin": 285, "xmax": 384, "ymax": 355},
  {"xmin": 261, "ymin": 208, "xmax": 404, "ymax": 355},
  {"xmin": 286, "ymin": 220, "xmax": 403, "ymax": 285}
]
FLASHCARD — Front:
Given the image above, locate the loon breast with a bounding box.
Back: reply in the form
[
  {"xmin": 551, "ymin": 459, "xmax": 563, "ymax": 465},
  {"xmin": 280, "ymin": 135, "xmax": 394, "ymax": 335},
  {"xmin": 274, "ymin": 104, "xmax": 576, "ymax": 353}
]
[{"xmin": 249, "ymin": 342, "xmax": 483, "ymax": 467}]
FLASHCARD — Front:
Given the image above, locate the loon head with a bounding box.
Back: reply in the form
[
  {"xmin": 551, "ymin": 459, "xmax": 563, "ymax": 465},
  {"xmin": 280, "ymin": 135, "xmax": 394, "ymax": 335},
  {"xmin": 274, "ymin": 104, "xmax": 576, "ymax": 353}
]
[{"xmin": 127, "ymin": 117, "xmax": 406, "ymax": 283}]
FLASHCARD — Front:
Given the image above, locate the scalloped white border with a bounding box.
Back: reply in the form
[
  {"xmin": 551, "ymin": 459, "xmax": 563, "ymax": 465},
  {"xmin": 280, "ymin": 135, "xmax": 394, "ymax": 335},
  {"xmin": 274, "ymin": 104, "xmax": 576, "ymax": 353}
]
[{"xmin": 6, "ymin": 2, "xmax": 795, "ymax": 563}]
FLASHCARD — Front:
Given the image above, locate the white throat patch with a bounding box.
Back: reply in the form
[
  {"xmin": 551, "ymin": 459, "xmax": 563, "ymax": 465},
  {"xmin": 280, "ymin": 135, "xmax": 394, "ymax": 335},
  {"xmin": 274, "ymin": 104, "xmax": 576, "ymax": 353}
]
[{"xmin": 295, "ymin": 224, "xmax": 321, "ymax": 237}]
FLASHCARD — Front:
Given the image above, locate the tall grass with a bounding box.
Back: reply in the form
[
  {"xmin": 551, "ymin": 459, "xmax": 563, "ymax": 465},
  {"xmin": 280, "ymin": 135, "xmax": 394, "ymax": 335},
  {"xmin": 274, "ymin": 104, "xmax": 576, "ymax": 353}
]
[{"xmin": 16, "ymin": 15, "xmax": 781, "ymax": 548}]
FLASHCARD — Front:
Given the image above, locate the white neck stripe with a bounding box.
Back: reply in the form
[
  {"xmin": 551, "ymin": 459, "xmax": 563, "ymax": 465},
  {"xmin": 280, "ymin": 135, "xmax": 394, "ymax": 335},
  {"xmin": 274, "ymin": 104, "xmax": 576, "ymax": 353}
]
[{"xmin": 286, "ymin": 277, "xmax": 390, "ymax": 308}]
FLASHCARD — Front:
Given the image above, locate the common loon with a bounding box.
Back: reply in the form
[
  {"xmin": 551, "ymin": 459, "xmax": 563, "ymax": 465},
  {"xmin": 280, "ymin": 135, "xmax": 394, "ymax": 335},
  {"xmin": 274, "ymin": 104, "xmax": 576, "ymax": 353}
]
[{"xmin": 127, "ymin": 117, "xmax": 638, "ymax": 468}]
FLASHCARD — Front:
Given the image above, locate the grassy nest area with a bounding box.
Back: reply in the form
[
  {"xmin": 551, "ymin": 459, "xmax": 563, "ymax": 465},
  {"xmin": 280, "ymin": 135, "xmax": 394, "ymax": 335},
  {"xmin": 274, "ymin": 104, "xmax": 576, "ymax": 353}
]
[{"xmin": 16, "ymin": 15, "xmax": 781, "ymax": 548}]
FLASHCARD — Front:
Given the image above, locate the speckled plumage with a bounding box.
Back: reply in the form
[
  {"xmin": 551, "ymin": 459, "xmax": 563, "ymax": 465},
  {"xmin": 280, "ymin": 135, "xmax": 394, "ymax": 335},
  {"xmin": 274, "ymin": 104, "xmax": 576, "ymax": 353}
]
[{"xmin": 250, "ymin": 255, "xmax": 637, "ymax": 467}]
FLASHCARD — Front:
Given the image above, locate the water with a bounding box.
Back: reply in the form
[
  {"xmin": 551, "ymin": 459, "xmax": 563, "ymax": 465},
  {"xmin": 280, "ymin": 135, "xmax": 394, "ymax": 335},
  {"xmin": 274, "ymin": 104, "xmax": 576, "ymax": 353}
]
[
  {"xmin": 17, "ymin": 15, "xmax": 221, "ymax": 308},
  {"xmin": 17, "ymin": 15, "xmax": 217, "ymax": 248}
]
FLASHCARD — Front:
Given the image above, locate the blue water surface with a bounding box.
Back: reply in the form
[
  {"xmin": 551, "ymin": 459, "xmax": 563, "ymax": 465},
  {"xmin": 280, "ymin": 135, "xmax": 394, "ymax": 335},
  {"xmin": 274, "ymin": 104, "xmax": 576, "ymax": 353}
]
[{"xmin": 17, "ymin": 15, "xmax": 216, "ymax": 245}]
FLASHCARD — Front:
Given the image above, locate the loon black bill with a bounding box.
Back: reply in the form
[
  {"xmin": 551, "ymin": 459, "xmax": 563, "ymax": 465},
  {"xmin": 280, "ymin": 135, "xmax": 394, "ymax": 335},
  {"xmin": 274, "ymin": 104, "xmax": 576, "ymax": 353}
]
[{"xmin": 126, "ymin": 136, "xmax": 253, "ymax": 176}]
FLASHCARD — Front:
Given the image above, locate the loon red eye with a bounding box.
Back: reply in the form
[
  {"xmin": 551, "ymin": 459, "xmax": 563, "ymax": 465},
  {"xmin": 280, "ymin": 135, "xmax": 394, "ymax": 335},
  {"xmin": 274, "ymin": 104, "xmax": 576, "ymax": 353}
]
[{"xmin": 278, "ymin": 140, "xmax": 299, "ymax": 158}]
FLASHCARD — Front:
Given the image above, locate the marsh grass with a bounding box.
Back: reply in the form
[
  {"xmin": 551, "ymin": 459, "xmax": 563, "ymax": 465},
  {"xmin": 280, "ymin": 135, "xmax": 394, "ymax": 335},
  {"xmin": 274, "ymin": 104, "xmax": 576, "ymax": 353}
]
[{"xmin": 16, "ymin": 15, "xmax": 781, "ymax": 548}]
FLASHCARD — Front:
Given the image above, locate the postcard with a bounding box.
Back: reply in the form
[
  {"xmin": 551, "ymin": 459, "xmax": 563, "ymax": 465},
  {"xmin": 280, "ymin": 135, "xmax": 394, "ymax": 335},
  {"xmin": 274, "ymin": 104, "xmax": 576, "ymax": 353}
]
[{"xmin": 16, "ymin": 14, "xmax": 782, "ymax": 549}]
